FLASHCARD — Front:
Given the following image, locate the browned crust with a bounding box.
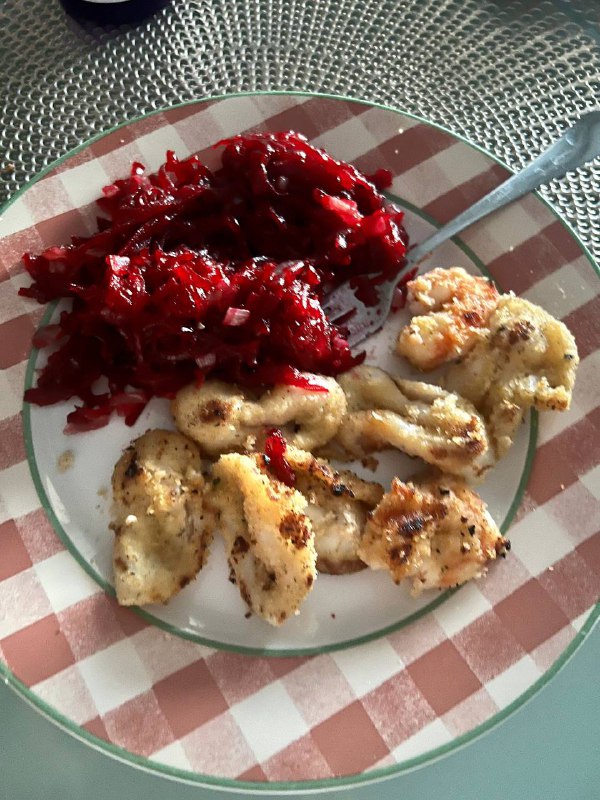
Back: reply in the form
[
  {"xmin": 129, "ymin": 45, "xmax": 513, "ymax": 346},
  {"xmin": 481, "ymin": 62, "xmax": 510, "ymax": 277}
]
[{"xmin": 317, "ymin": 556, "xmax": 367, "ymax": 575}]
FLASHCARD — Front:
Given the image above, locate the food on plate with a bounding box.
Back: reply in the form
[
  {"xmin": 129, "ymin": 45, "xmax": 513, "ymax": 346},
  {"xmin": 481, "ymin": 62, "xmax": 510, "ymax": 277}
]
[
  {"xmin": 208, "ymin": 453, "xmax": 317, "ymax": 625},
  {"xmin": 358, "ymin": 475, "xmax": 509, "ymax": 594},
  {"xmin": 57, "ymin": 449, "xmax": 75, "ymax": 473},
  {"xmin": 446, "ymin": 295, "xmax": 579, "ymax": 458},
  {"xmin": 110, "ymin": 430, "xmax": 209, "ymax": 606},
  {"xmin": 91, "ymin": 260, "xmax": 581, "ymax": 624},
  {"xmin": 283, "ymin": 446, "xmax": 384, "ymax": 574},
  {"xmin": 21, "ymin": 122, "xmax": 581, "ymax": 626},
  {"xmin": 320, "ymin": 365, "xmax": 491, "ymax": 480},
  {"xmin": 20, "ymin": 132, "xmax": 411, "ymax": 432},
  {"xmin": 109, "ymin": 423, "xmax": 506, "ymax": 621},
  {"xmin": 396, "ymin": 266, "xmax": 499, "ymax": 370},
  {"xmin": 172, "ymin": 375, "xmax": 346, "ymax": 457}
]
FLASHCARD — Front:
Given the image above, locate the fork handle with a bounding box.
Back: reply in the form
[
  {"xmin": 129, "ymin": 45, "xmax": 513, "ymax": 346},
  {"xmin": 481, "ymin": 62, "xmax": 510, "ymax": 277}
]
[{"xmin": 406, "ymin": 110, "xmax": 600, "ymax": 266}]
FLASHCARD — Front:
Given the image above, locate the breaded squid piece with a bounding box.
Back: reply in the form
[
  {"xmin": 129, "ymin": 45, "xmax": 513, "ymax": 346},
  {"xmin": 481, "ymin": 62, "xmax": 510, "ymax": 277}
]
[
  {"xmin": 397, "ymin": 267, "xmax": 500, "ymax": 370},
  {"xmin": 110, "ymin": 430, "xmax": 210, "ymax": 606},
  {"xmin": 209, "ymin": 453, "xmax": 317, "ymax": 626},
  {"xmin": 284, "ymin": 447, "xmax": 384, "ymax": 574},
  {"xmin": 172, "ymin": 375, "xmax": 346, "ymax": 457},
  {"xmin": 359, "ymin": 475, "xmax": 508, "ymax": 594},
  {"xmin": 446, "ymin": 295, "xmax": 579, "ymax": 458},
  {"xmin": 320, "ymin": 365, "xmax": 491, "ymax": 480}
]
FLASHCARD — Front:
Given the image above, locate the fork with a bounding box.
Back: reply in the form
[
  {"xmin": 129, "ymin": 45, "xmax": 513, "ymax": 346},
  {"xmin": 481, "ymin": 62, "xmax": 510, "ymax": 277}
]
[{"xmin": 322, "ymin": 110, "xmax": 600, "ymax": 348}]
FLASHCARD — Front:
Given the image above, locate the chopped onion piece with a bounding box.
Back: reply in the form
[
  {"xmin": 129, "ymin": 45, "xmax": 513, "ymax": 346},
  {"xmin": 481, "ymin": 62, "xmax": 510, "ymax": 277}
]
[
  {"xmin": 223, "ymin": 307, "xmax": 251, "ymax": 326},
  {"xmin": 195, "ymin": 353, "xmax": 217, "ymax": 369}
]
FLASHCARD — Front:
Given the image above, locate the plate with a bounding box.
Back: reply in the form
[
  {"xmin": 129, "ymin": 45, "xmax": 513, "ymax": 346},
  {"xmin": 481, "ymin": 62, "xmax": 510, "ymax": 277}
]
[{"xmin": 0, "ymin": 92, "xmax": 598, "ymax": 791}]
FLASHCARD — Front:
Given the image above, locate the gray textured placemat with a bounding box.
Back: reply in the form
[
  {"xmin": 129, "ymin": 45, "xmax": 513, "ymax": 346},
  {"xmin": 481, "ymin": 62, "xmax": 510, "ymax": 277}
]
[{"xmin": 1, "ymin": 0, "xmax": 598, "ymax": 260}]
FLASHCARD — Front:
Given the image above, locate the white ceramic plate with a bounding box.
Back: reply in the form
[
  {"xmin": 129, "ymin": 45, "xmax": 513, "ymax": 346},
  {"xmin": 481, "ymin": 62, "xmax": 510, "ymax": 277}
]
[{"xmin": 1, "ymin": 92, "xmax": 598, "ymax": 791}]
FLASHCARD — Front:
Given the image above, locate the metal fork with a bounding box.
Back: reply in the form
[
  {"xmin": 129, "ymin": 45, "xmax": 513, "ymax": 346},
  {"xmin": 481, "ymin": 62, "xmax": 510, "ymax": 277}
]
[{"xmin": 322, "ymin": 110, "xmax": 600, "ymax": 348}]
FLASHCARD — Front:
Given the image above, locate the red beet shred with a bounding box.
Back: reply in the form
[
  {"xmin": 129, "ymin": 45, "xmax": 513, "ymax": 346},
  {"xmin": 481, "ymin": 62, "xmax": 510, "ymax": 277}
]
[
  {"xmin": 263, "ymin": 429, "xmax": 296, "ymax": 487},
  {"xmin": 20, "ymin": 132, "xmax": 409, "ymax": 432}
]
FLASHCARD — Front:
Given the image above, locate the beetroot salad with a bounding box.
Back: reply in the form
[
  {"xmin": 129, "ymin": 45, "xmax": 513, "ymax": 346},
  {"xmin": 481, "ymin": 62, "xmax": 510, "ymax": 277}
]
[{"xmin": 20, "ymin": 131, "xmax": 410, "ymax": 432}]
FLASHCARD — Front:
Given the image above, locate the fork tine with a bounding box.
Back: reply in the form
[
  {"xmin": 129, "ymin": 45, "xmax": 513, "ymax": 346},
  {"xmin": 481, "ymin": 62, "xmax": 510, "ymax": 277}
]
[
  {"xmin": 345, "ymin": 307, "xmax": 387, "ymax": 347},
  {"xmin": 321, "ymin": 283, "xmax": 360, "ymax": 321},
  {"xmin": 330, "ymin": 307, "xmax": 357, "ymax": 327},
  {"xmin": 322, "ymin": 276, "xmax": 399, "ymax": 347}
]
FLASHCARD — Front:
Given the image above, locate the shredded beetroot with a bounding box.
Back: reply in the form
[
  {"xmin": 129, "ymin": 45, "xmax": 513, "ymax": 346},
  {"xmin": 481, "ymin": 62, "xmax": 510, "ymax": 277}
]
[
  {"xmin": 20, "ymin": 132, "xmax": 409, "ymax": 431},
  {"xmin": 391, "ymin": 266, "xmax": 418, "ymax": 311},
  {"xmin": 264, "ymin": 429, "xmax": 296, "ymax": 487}
]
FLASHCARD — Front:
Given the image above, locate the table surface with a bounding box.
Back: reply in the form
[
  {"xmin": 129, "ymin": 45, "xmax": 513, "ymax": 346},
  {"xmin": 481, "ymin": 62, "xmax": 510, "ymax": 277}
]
[
  {"xmin": 1, "ymin": 1, "xmax": 599, "ymax": 797},
  {"xmin": 1, "ymin": 631, "xmax": 598, "ymax": 799}
]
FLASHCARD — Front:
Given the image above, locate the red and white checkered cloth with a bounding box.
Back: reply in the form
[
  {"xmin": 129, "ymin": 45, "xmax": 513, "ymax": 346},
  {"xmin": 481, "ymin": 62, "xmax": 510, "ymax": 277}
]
[{"xmin": 0, "ymin": 95, "xmax": 598, "ymax": 786}]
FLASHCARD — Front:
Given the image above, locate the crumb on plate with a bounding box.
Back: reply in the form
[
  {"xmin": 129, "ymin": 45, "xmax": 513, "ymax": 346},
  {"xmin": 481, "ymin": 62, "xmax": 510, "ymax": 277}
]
[{"xmin": 57, "ymin": 449, "xmax": 75, "ymax": 473}]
